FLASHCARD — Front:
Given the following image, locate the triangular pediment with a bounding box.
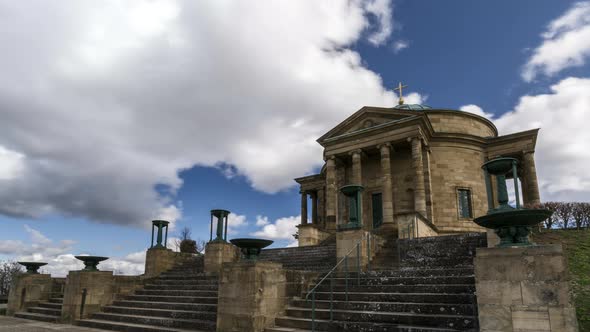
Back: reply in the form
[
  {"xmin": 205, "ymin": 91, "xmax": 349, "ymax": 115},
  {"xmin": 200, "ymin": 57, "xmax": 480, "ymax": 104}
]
[{"xmin": 318, "ymin": 106, "xmax": 419, "ymax": 143}]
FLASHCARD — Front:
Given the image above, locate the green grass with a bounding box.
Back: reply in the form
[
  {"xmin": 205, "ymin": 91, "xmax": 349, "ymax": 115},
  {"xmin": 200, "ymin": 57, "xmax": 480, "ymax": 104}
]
[{"xmin": 533, "ymin": 229, "xmax": 590, "ymax": 331}]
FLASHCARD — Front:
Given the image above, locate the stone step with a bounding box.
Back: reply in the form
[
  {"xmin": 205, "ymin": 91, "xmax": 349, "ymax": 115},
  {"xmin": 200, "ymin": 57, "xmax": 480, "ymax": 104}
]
[
  {"xmin": 48, "ymin": 297, "xmax": 64, "ymax": 304},
  {"xmin": 323, "ymin": 276, "xmax": 475, "ymax": 285},
  {"xmin": 274, "ymin": 316, "xmax": 466, "ymax": 331},
  {"xmin": 135, "ymin": 289, "xmax": 218, "ymax": 297},
  {"xmin": 284, "ymin": 307, "xmax": 476, "ymax": 329},
  {"xmin": 28, "ymin": 306, "xmax": 62, "ymax": 316},
  {"xmin": 333, "ymin": 268, "xmax": 474, "ymax": 278},
  {"xmin": 144, "ymin": 284, "xmax": 218, "ymax": 291},
  {"xmin": 312, "ymin": 284, "xmax": 474, "ymax": 294},
  {"xmin": 77, "ymin": 319, "xmax": 207, "ymax": 332},
  {"xmin": 311, "ymin": 291, "xmax": 475, "ymax": 304},
  {"xmin": 38, "ymin": 301, "xmax": 63, "ymax": 310},
  {"xmin": 124, "ymin": 295, "xmax": 218, "ymax": 304},
  {"xmin": 102, "ymin": 306, "xmax": 216, "ymax": 321},
  {"xmin": 14, "ymin": 311, "xmax": 59, "ymax": 323},
  {"xmin": 90, "ymin": 312, "xmax": 216, "ymax": 330},
  {"xmin": 112, "ymin": 300, "xmax": 217, "ymax": 312},
  {"xmin": 289, "ymin": 300, "xmax": 477, "ymax": 316},
  {"xmin": 153, "ymin": 279, "xmax": 219, "ymax": 285},
  {"xmin": 157, "ymin": 275, "xmax": 219, "ymax": 281}
]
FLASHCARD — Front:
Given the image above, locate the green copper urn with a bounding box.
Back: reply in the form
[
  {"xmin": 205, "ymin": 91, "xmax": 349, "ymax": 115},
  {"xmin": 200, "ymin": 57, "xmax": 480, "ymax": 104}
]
[{"xmin": 474, "ymin": 157, "xmax": 552, "ymax": 247}]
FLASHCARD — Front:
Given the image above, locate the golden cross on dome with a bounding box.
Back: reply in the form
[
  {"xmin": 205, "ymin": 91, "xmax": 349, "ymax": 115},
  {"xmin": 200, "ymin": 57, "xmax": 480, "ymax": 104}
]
[{"xmin": 394, "ymin": 82, "xmax": 408, "ymax": 105}]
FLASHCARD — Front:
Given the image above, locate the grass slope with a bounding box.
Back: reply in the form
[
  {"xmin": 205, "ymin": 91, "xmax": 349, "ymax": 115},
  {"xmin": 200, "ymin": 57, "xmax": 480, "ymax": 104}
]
[{"xmin": 533, "ymin": 229, "xmax": 590, "ymax": 331}]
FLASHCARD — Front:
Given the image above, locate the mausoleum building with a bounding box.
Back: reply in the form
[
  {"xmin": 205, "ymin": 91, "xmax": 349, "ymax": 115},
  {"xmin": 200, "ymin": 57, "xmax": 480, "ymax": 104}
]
[{"xmin": 296, "ymin": 101, "xmax": 541, "ymax": 245}]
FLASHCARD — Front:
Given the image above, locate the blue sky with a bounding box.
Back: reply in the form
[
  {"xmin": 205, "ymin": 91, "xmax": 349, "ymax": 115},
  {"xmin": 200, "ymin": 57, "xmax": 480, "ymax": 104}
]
[{"xmin": 0, "ymin": 0, "xmax": 589, "ymax": 276}]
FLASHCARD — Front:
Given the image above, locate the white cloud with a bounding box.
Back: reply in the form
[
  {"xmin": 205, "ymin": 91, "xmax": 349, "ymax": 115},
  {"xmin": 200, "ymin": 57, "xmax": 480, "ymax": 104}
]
[
  {"xmin": 0, "ymin": 146, "xmax": 25, "ymax": 180},
  {"xmin": 251, "ymin": 215, "xmax": 300, "ymax": 240},
  {"xmin": 459, "ymin": 104, "xmax": 494, "ymax": 119},
  {"xmin": 255, "ymin": 215, "xmax": 269, "ymax": 226},
  {"xmin": 154, "ymin": 204, "xmax": 182, "ymax": 230},
  {"xmin": 24, "ymin": 224, "xmax": 52, "ymax": 245},
  {"xmin": 226, "ymin": 213, "xmax": 248, "ymax": 235},
  {"xmin": 0, "ymin": 1, "xmax": 395, "ymax": 227},
  {"xmin": 0, "ymin": 240, "xmax": 25, "ymax": 255},
  {"xmin": 392, "ymin": 40, "xmax": 409, "ymax": 53},
  {"xmin": 495, "ymin": 77, "xmax": 590, "ymax": 201},
  {"xmin": 404, "ymin": 92, "xmax": 426, "ymax": 105},
  {"xmin": 522, "ymin": 1, "xmax": 590, "ymax": 81}
]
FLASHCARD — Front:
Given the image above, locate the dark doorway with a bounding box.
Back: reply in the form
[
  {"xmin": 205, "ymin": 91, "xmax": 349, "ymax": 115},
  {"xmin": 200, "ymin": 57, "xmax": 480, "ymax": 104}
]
[{"xmin": 372, "ymin": 193, "xmax": 383, "ymax": 229}]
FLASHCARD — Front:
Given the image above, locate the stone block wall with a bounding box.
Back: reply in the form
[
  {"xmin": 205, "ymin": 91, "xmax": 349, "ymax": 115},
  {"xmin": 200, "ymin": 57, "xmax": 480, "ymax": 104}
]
[
  {"xmin": 428, "ymin": 141, "xmax": 488, "ymax": 233},
  {"xmin": 6, "ymin": 274, "xmax": 53, "ymax": 316},
  {"xmin": 475, "ymin": 245, "xmax": 578, "ymax": 332},
  {"xmin": 217, "ymin": 261, "xmax": 286, "ymax": 332},
  {"xmin": 426, "ymin": 112, "xmax": 496, "ymax": 138}
]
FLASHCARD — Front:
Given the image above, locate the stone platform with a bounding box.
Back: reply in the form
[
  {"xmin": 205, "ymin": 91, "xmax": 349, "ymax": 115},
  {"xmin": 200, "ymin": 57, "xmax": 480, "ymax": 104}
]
[{"xmin": 0, "ymin": 316, "xmax": 107, "ymax": 331}]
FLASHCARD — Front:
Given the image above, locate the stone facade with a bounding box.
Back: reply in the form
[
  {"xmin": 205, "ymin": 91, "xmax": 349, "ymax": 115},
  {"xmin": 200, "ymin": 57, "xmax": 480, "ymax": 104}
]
[
  {"xmin": 204, "ymin": 241, "xmax": 240, "ymax": 275},
  {"xmin": 295, "ymin": 105, "xmax": 541, "ymax": 245}
]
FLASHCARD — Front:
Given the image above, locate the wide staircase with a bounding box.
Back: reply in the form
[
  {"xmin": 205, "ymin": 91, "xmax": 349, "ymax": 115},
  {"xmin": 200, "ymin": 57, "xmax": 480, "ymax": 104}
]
[
  {"xmin": 14, "ymin": 278, "xmax": 65, "ymax": 323},
  {"xmin": 266, "ymin": 233, "xmax": 486, "ymax": 332},
  {"xmin": 78, "ymin": 257, "xmax": 218, "ymax": 332},
  {"xmin": 259, "ymin": 238, "xmax": 336, "ymax": 271}
]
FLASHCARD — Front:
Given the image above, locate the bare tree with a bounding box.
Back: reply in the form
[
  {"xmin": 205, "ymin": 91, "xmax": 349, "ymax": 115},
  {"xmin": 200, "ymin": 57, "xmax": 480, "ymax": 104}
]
[
  {"xmin": 541, "ymin": 202, "xmax": 560, "ymax": 229},
  {"xmin": 571, "ymin": 202, "xmax": 586, "ymax": 230},
  {"xmin": 555, "ymin": 202, "xmax": 573, "ymax": 229},
  {"xmin": 0, "ymin": 261, "xmax": 23, "ymax": 296}
]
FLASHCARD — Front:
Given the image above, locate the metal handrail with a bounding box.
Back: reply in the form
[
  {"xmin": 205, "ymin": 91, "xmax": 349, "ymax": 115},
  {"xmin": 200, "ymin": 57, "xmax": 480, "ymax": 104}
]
[{"xmin": 305, "ymin": 232, "xmax": 371, "ymax": 331}]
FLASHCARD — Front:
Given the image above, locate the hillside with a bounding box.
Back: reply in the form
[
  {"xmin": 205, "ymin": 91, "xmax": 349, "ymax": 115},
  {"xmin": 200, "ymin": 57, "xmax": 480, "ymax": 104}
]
[{"xmin": 533, "ymin": 229, "xmax": 590, "ymax": 331}]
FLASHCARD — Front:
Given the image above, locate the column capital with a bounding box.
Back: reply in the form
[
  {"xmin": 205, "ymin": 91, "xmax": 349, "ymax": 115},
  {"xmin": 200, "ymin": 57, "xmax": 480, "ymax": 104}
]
[
  {"xmin": 407, "ymin": 135, "xmax": 424, "ymax": 143},
  {"xmin": 324, "ymin": 154, "xmax": 337, "ymax": 162},
  {"xmin": 348, "ymin": 148, "xmax": 363, "ymax": 156},
  {"xmin": 377, "ymin": 142, "xmax": 392, "ymax": 151}
]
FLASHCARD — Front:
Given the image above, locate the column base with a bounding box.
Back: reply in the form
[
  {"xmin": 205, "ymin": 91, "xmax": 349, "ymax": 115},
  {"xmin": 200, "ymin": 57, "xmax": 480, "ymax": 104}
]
[{"xmin": 297, "ymin": 224, "xmax": 330, "ymax": 246}]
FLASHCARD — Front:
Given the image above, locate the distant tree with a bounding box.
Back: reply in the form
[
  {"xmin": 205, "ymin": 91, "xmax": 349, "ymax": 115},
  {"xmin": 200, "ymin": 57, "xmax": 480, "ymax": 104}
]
[
  {"xmin": 581, "ymin": 203, "xmax": 590, "ymax": 229},
  {"xmin": 556, "ymin": 202, "xmax": 573, "ymax": 229},
  {"xmin": 0, "ymin": 261, "xmax": 23, "ymax": 296},
  {"xmin": 572, "ymin": 202, "xmax": 586, "ymax": 230},
  {"xmin": 541, "ymin": 202, "xmax": 560, "ymax": 229},
  {"xmin": 174, "ymin": 227, "xmax": 205, "ymax": 254}
]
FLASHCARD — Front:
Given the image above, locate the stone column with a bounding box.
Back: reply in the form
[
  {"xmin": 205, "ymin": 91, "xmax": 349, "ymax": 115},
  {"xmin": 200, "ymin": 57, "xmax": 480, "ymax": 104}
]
[
  {"xmin": 325, "ymin": 156, "xmax": 337, "ymax": 230},
  {"xmin": 350, "ymin": 149, "xmax": 363, "ymax": 185},
  {"xmin": 423, "ymin": 147, "xmax": 434, "ymax": 221},
  {"xmin": 410, "ymin": 136, "xmax": 427, "ymax": 216},
  {"xmin": 300, "ymin": 191, "xmax": 308, "ymax": 225},
  {"xmin": 310, "ymin": 191, "xmax": 318, "ymax": 224},
  {"xmin": 378, "ymin": 143, "xmax": 395, "ymax": 227},
  {"xmin": 523, "ymin": 151, "xmax": 541, "ymax": 206}
]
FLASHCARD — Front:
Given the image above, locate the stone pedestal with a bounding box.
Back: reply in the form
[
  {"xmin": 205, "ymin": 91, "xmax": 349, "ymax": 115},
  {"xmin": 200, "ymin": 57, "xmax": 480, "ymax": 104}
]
[
  {"xmin": 297, "ymin": 224, "xmax": 330, "ymax": 246},
  {"xmin": 204, "ymin": 241, "xmax": 239, "ymax": 276},
  {"xmin": 217, "ymin": 261, "xmax": 286, "ymax": 332},
  {"xmin": 61, "ymin": 271, "xmax": 114, "ymax": 323},
  {"xmin": 336, "ymin": 228, "xmax": 370, "ymax": 271},
  {"xmin": 475, "ymin": 245, "xmax": 578, "ymax": 332},
  {"xmin": 6, "ymin": 273, "xmax": 53, "ymax": 316},
  {"xmin": 144, "ymin": 247, "xmax": 176, "ymax": 278}
]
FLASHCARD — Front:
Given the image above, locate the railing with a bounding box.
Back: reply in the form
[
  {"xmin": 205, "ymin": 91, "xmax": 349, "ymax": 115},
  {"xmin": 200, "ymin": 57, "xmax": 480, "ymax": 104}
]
[
  {"xmin": 305, "ymin": 233, "xmax": 371, "ymax": 331},
  {"xmin": 400, "ymin": 215, "xmax": 417, "ymax": 239}
]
